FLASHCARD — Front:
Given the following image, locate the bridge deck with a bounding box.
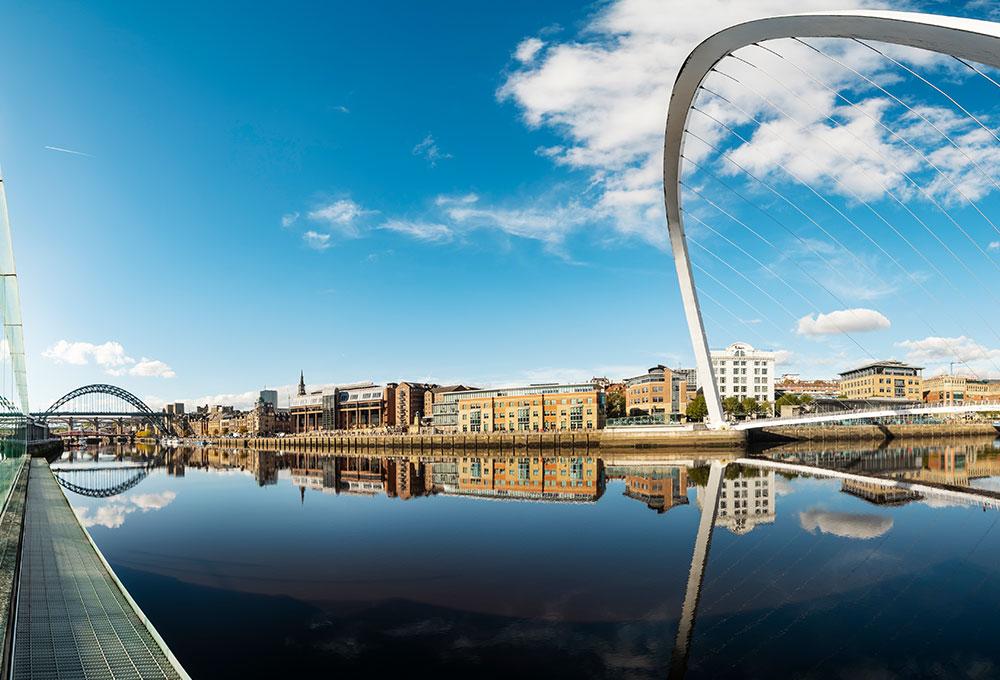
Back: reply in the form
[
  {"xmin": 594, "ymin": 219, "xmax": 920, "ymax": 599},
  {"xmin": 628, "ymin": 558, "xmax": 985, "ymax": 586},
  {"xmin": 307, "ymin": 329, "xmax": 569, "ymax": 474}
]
[{"xmin": 12, "ymin": 459, "xmax": 187, "ymax": 679}]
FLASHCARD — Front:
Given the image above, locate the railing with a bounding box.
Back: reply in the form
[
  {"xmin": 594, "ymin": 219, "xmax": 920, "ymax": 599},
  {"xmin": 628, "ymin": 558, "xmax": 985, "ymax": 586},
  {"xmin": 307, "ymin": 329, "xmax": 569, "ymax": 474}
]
[
  {"xmin": 607, "ymin": 415, "xmax": 667, "ymax": 427},
  {"xmin": 737, "ymin": 400, "xmax": 1000, "ymax": 430}
]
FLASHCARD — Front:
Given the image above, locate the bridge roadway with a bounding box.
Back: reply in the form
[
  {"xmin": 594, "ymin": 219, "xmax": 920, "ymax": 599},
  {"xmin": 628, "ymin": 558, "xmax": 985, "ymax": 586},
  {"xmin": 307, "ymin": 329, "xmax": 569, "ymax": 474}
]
[
  {"xmin": 734, "ymin": 400, "xmax": 1000, "ymax": 430},
  {"xmin": 11, "ymin": 459, "xmax": 188, "ymax": 679}
]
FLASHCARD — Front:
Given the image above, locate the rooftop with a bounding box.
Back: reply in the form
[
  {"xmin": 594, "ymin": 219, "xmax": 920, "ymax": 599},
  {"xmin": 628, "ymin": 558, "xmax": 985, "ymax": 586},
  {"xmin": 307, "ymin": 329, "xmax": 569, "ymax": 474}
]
[{"xmin": 839, "ymin": 360, "xmax": 923, "ymax": 377}]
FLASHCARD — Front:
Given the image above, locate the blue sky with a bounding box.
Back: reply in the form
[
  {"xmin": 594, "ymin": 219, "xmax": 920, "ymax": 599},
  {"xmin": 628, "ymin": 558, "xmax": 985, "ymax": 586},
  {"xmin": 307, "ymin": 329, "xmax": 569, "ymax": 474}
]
[{"xmin": 1, "ymin": 0, "xmax": 998, "ymax": 410}]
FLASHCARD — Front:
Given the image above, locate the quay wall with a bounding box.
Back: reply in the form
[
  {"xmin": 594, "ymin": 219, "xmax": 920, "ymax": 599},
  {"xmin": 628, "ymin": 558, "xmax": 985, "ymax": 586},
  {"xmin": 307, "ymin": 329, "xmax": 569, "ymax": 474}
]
[
  {"xmin": 752, "ymin": 421, "xmax": 998, "ymax": 443},
  {"xmin": 200, "ymin": 428, "xmax": 747, "ymax": 453}
]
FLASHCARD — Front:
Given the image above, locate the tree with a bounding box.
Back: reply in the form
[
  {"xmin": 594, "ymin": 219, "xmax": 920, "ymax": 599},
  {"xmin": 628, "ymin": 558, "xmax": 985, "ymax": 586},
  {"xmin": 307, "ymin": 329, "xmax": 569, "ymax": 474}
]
[
  {"xmin": 686, "ymin": 394, "xmax": 708, "ymax": 421},
  {"xmin": 741, "ymin": 397, "xmax": 761, "ymax": 417},
  {"xmin": 606, "ymin": 391, "xmax": 626, "ymax": 418},
  {"xmin": 722, "ymin": 396, "xmax": 744, "ymax": 419},
  {"xmin": 775, "ymin": 393, "xmax": 814, "ymax": 415}
]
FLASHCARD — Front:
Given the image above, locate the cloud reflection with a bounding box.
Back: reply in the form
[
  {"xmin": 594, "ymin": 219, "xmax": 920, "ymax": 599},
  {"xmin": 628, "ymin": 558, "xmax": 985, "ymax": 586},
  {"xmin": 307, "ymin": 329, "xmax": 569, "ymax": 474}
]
[
  {"xmin": 799, "ymin": 508, "xmax": 893, "ymax": 540},
  {"xmin": 73, "ymin": 490, "xmax": 177, "ymax": 529}
]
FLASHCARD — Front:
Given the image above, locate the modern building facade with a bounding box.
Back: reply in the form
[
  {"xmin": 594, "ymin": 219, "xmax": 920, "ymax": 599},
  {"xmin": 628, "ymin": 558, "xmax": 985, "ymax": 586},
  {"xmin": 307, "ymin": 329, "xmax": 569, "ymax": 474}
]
[
  {"xmin": 624, "ymin": 365, "xmax": 689, "ymax": 421},
  {"xmin": 451, "ymin": 383, "xmax": 605, "ymax": 433},
  {"xmin": 425, "ymin": 384, "xmax": 476, "ymax": 432},
  {"xmin": 839, "ymin": 360, "xmax": 923, "ymax": 401},
  {"xmin": 921, "ymin": 374, "xmax": 1000, "ymax": 405},
  {"xmin": 707, "ymin": 342, "xmax": 775, "ymax": 404}
]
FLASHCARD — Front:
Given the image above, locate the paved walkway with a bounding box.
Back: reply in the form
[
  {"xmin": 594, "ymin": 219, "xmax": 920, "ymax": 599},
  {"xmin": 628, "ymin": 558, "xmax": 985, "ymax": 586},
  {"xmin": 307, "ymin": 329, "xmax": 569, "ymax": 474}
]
[{"xmin": 12, "ymin": 459, "xmax": 186, "ymax": 679}]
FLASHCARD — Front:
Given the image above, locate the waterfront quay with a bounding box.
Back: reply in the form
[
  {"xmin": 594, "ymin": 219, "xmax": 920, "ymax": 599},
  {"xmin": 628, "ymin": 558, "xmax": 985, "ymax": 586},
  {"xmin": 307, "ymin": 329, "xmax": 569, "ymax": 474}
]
[
  {"xmin": 0, "ymin": 457, "xmax": 188, "ymax": 679},
  {"xmin": 204, "ymin": 428, "xmax": 747, "ymax": 452},
  {"xmin": 192, "ymin": 418, "xmax": 999, "ymax": 455}
]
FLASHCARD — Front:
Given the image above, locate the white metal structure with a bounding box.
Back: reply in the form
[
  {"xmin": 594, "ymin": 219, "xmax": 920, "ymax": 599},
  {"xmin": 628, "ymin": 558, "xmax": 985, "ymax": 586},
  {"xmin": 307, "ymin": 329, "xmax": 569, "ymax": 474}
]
[
  {"xmin": 663, "ymin": 10, "xmax": 1000, "ymax": 429},
  {"xmin": 735, "ymin": 400, "xmax": 1000, "ymax": 430}
]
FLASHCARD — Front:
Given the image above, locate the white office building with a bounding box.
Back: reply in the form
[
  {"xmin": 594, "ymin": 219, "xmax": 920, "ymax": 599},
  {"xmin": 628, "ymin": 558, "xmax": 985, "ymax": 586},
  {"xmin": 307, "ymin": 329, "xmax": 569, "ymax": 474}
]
[{"xmin": 706, "ymin": 342, "xmax": 775, "ymax": 404}]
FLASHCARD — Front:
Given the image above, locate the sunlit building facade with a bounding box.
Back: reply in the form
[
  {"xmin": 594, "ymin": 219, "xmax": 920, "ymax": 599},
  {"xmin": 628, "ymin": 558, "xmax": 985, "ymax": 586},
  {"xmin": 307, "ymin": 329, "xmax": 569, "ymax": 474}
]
[
  {"xmin": 707, "ymin": 342, "xmax": 775, "ymax": 404},
  {"xmin": 921, "ymin": 374, "xmax": 1000, "ymax": 405},
  {"xmin": 624, "ymin": 365, "xmax": 690, "ymax": 421},
  {"xmin": 839, "ymin": 360, "xmax": 922, "ymax": 401},
  {"xmin": 452, "ymin": 383, "xmax": 605, "ymax": 432}
]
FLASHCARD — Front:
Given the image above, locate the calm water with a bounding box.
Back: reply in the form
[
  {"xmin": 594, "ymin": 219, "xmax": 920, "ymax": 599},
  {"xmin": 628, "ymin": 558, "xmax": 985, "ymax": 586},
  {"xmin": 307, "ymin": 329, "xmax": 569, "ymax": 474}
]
[{"xmin": 55, "ymin": 438, "xmax": 1000, "ymax": 679}]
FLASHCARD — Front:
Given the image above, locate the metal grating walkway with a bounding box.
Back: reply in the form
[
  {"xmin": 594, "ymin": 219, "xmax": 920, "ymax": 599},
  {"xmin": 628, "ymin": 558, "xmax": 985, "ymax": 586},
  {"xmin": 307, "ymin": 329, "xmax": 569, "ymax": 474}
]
[{"xmin": 11, "ymin": 459, "xmax": 186, "ymax": 679}]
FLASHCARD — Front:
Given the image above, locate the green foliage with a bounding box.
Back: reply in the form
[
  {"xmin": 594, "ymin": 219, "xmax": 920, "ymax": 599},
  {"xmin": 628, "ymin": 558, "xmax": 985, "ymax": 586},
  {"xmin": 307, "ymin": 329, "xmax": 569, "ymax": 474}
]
[
  {"xmin": 688, "ymin": 465, "xmax": 711, "ymax": 487},
  {"xmin": 741, "ymin": 397, "xmax": 762, "ymax": 416},
  {"xmin": 722, "ymin": 396, "xmax": 743, "ymax": 417},
  {"xmin": 775, "ymin": 393, "xmax": 814, "ymax": 414},
  {"xmin": 606, "ymin": 391, "xmax": 626, "ymax": 418},
  {"xmin": 686, "ymin": 394, "xmax": 708, "ymax": 421}
]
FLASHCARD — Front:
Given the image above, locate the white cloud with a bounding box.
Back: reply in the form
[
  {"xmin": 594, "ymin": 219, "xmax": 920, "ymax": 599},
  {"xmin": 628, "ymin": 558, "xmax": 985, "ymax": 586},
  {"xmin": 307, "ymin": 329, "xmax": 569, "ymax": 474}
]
[
  {"xmin": 435, "ymin": 193, "xmax": 479, "ymax": 207},
  {"xmin": 73, "ymin": 490, "xmax": 176, "ymax": 529},
  {"xmin": 379, "ymin": 219, "xmax": 454, "ymax": 242},
  {"xmin": 129, "ymin": 358, "xmax": 175, "ymax": 378},
  {"xmin": 307, "ymin": 199, "xmax": 368, "ymax": 237},
  {"xmin": 800, "ymin": 508, "xmax": 893, "ymax": 540},
  {"xmin": 42, "ymin": 340, "xmax": 173, "ymax": 378},
  {"xmin": 281, "ymin": 212, "xmax": 299, "ymax": 228},
  {"xmin": 772, "ymin": 349, "xmax": 793, "ymax": 365},
  {"xmin": 333, "ymin": 105, "xmax": 350, "ymax": 114},
  {"xmin": 514, "ymin": 37, "xmax": 544, "ymax": 64},
  {"xmin": 443, "ymin": 199, "xmax": 595, "ymax": 254},
  {"xmin": 897, "ymin": 335, "xmax": 1000, "ymax": 378},
  {"xmin": 43, "ymin": 340, "xmax": 131, "ymax": 367},
  {"xmin": 797, "ymin": 308, "xmax": 890, "ymax": 336},
  {"xmin": 990, "ymin": 241, "xmax": 1000, "ymax": 251},
  {"xmin": 412, "ymin": 134, "xmax": 452, "ymax": 167},
  {"xmin": 302, "ymin": 230, "xmax": 332, "ymax": 250},
  {"xmin": 497, "ymin": 0, "xmax": 994, "ymax": 248}
]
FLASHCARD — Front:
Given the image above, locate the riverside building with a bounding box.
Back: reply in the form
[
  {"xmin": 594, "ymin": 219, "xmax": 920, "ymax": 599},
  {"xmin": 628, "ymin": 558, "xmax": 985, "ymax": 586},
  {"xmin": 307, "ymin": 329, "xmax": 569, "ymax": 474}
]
[
  {"xmin": 707, "ymin": 342, "xmax": 775, "ymax": 404},
  {"xmin": 921, "ymin": 374, "xmax": 1000, "ymax": 405},
  {"xmin": 452, "ymin": 383, "xmax": 605, "ymax": 433},
  {"xmin": 425, "ymin": 385, "xmax": 477, "ymax": 433},
  {"xmin": 839, "ymin": 360, "xmax": 923, "ymax": 401},
  {"xmin": 290, "ymin": 373, "xmax": 400, "ymax": 433},
  {"xmin": 624, "ymin": 365, "xmax": 690, "ymax": 421}
]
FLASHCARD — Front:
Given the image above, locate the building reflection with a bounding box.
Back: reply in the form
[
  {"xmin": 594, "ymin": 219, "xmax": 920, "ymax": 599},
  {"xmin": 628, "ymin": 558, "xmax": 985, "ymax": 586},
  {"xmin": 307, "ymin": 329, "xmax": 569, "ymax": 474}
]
[
  {"xmin": 759, "ymin": 438, "xmax": 1000, "ymax": 507},
  {"xmin": 695, "ymin": 467, "xmax": 776, "ymax": 535},
  {"xmin": 606, "ymin": 464, "xmax": 689, "ymax": 514}
]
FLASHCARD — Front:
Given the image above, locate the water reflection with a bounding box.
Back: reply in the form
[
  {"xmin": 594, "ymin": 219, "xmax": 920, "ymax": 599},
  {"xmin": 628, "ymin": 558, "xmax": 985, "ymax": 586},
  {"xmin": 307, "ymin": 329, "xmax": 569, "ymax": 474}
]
[{"xmin": 52, "ymin": 437, "xmax": 1000, "ymax": 679}]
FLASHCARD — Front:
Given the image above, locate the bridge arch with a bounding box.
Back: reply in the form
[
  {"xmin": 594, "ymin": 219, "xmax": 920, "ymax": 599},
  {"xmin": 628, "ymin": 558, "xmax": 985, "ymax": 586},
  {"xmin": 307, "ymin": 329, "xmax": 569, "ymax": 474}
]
[
  {"xmin": 51, "ymin": 464, "xmax": 153, "ymax": 498},
  {"xmin": 37, "ymin": 384, "xmax": 164, "ymax": 431},
  {"xmin": 663, "ymin": 11, "xmax": 1000, "ymax": 429}
]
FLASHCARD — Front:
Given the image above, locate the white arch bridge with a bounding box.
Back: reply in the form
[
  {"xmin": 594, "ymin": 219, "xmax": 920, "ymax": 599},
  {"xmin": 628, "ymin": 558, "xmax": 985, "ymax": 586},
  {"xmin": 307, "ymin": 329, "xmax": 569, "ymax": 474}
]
[
  {"xmin": 734, "ymin": 400, "xmax": 1000, "ymax": 430},
  {"xmin": 662, "ymin": 10, "xmax": 1000, "ymax": 432}
]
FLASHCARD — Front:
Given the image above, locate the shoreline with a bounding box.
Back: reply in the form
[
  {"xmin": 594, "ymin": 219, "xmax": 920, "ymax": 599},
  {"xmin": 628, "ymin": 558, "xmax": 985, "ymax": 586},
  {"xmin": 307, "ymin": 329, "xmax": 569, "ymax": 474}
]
[{"xmin": 183, "ymin": 421, "xmax": 998, "ymax": 453}]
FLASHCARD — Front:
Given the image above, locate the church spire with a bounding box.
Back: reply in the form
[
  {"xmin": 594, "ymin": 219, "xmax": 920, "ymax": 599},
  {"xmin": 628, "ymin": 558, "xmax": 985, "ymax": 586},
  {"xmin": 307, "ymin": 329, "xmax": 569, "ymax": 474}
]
[{"xmin": 298, "ymin": 370, "xmax": 306, "ymax": 396}]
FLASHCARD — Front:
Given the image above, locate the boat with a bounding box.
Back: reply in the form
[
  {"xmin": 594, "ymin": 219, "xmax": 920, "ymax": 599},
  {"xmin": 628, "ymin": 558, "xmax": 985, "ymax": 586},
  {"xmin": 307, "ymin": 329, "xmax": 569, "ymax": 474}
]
[{"xmin": 162, "ymin": 437, "xmax": 182, "ymax": 447}]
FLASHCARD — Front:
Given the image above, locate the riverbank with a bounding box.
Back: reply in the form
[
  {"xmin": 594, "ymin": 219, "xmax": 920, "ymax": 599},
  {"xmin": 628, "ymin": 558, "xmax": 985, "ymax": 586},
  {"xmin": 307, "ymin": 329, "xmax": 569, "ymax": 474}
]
[
  {"xmin": 198, "ymin": 427, "xmax": 747, "ymax": 452},
  {"xmin": 182, "ymin": 421, "xmax": 999, "ymax": 453},
  {"xmin": 750, "ymin": 421, "xmax": 998, "ymax": 443}
]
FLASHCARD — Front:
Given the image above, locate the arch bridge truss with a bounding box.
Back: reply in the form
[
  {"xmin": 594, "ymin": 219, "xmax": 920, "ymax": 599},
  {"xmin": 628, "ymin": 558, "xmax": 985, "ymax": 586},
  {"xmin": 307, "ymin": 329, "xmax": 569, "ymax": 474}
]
[
  {"xmin": 50, "ymin": 463, "xmax": 155, "ymax": 499},
  {"xmin": 33, "ymin": 384, "xmax": 168, "ymax": 432}
]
